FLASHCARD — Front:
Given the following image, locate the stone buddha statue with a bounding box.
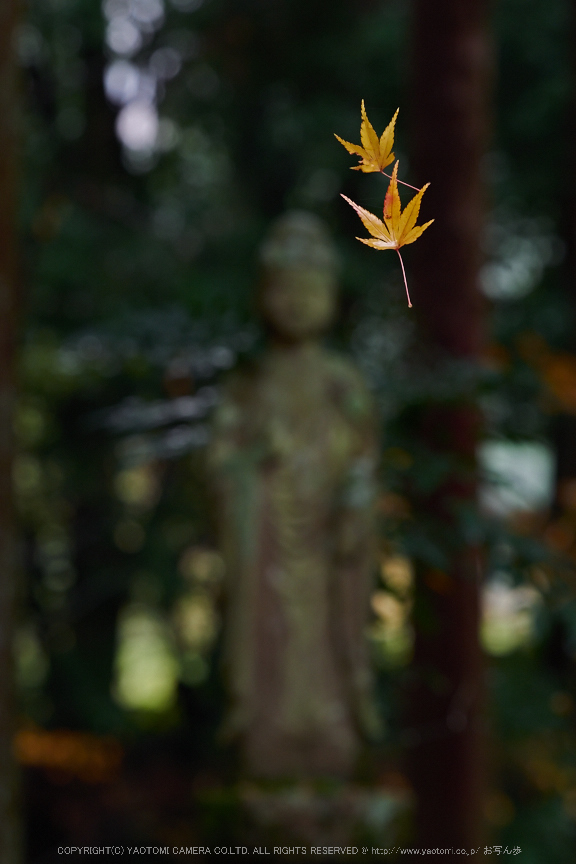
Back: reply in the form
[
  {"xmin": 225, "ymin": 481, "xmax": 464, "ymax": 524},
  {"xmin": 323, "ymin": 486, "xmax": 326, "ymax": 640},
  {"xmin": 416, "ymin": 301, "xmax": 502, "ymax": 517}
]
[{"xmin": 208, "ymin": 211, "xmax": 379, "ymax": 779}]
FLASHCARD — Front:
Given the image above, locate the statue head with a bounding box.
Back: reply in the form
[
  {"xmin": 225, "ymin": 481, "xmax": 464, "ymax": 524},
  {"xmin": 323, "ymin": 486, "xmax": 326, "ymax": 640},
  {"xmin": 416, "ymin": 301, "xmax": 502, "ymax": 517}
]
[{"xmin": 258, "ymin": 211, "xmax": 339, "ymax": 343}]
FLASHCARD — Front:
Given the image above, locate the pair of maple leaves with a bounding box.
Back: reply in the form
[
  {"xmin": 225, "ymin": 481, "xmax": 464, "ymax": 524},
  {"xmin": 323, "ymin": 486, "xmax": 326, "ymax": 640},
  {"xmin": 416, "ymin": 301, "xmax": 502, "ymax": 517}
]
[{"xmin": 335, "ymin": 101, "xmax": 433, "ymax": 308}]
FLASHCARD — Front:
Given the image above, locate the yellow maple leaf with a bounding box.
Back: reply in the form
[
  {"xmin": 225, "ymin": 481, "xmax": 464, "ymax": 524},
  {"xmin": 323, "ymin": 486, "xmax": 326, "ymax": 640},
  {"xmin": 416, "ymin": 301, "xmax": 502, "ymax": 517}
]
[
  {"xmin": 341, "ymin": 161, "xmax": 433, "ymax": 308},
  {"xmin": 335, "ymin": 100, "xmax": 398, "ymax": 173}
]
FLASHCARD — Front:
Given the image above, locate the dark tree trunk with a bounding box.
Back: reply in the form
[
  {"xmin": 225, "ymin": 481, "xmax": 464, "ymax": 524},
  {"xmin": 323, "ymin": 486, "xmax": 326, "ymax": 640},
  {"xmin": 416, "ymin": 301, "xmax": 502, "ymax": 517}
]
[
  {"xmin": 0, "ymin": 1, "xmax": 22, "ymax": 860},
  {"xmin": 406, "ymin": 0, "xmax": 491, "ymax": 851}
]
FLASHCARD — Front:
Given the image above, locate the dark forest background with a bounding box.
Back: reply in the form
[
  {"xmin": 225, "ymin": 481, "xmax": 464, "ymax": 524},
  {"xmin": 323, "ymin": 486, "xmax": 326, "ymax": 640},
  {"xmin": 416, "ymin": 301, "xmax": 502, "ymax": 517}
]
[{"xmin": 2, "ymin": 0, "xmax": 576, "ymax": 860}]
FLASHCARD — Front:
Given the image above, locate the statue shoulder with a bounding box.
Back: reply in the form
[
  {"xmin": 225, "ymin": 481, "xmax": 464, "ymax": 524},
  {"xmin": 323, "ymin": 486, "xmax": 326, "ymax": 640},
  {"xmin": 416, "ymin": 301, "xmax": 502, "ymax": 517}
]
[
  {"xmin": 211, "ymin": 361, "xmax": 260, "ymax": 430},
  {"xmin": 218, "ymin": 358, "xmax": 261, "ymax": 402},
  {"xmin": 322, "ymin": 350, "xmax": 374, "ymax": 422}
]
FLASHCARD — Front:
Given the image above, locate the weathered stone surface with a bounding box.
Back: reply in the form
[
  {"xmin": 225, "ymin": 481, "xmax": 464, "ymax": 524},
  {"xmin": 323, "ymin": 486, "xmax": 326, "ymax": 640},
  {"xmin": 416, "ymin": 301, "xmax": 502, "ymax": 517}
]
[{"xmin": 209, "ymin": 212, "xmax": 379, "ymax": 780}]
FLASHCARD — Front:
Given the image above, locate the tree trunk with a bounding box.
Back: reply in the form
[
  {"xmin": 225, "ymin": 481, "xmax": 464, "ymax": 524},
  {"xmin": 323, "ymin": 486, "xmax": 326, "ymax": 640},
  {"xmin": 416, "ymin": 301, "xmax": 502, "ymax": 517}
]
[
  {"xmin": 406, "ymin": 0, "xmax": 491, "ymax": 850},
  {"xmin": 0, "ymin": 1, "xmax": 22, "ymax": 861}
]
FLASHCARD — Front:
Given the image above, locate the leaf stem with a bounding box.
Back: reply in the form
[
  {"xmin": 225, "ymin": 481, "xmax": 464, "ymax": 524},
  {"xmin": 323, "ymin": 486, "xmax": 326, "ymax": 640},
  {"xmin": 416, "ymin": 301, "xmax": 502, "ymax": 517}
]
[
  {"xmin": 396, "ymin": 249, "xmax": 412, "ymax": 308},
  {"xmin": 381, "ymin": 170, "xmax": 420, "ymax": 192}
]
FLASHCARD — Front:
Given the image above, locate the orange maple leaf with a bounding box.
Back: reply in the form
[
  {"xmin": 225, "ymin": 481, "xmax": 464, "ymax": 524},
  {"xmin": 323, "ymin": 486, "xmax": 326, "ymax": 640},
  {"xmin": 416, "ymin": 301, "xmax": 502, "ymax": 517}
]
[
  {"xmin": 341, "ymin": 161, "xmax": 433, "ymax": 308},
  {"xmin": 335, "ymin": 100, "xmax": 398, "ymax": 174}
]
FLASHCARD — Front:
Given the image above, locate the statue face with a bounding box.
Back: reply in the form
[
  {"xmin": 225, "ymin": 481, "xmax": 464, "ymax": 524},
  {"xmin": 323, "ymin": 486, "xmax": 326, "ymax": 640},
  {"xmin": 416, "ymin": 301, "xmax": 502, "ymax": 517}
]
[{"xmin": 261, "ymin": 267, "xmax": 336, "ymax": 341}]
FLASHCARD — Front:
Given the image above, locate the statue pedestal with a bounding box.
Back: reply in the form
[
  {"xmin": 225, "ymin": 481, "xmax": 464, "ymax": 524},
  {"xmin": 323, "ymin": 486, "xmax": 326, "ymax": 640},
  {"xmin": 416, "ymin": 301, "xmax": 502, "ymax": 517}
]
[{"xmin": 197, "ymin": 781, "xmax": 412, "ymax": 851}]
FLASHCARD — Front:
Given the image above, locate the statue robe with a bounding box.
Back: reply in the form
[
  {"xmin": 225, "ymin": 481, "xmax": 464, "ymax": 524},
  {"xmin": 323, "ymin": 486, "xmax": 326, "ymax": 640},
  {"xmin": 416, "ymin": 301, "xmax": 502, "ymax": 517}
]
[{"xmin": 208, "ymin": 344, "xmax": 378, "ymax": 778}]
